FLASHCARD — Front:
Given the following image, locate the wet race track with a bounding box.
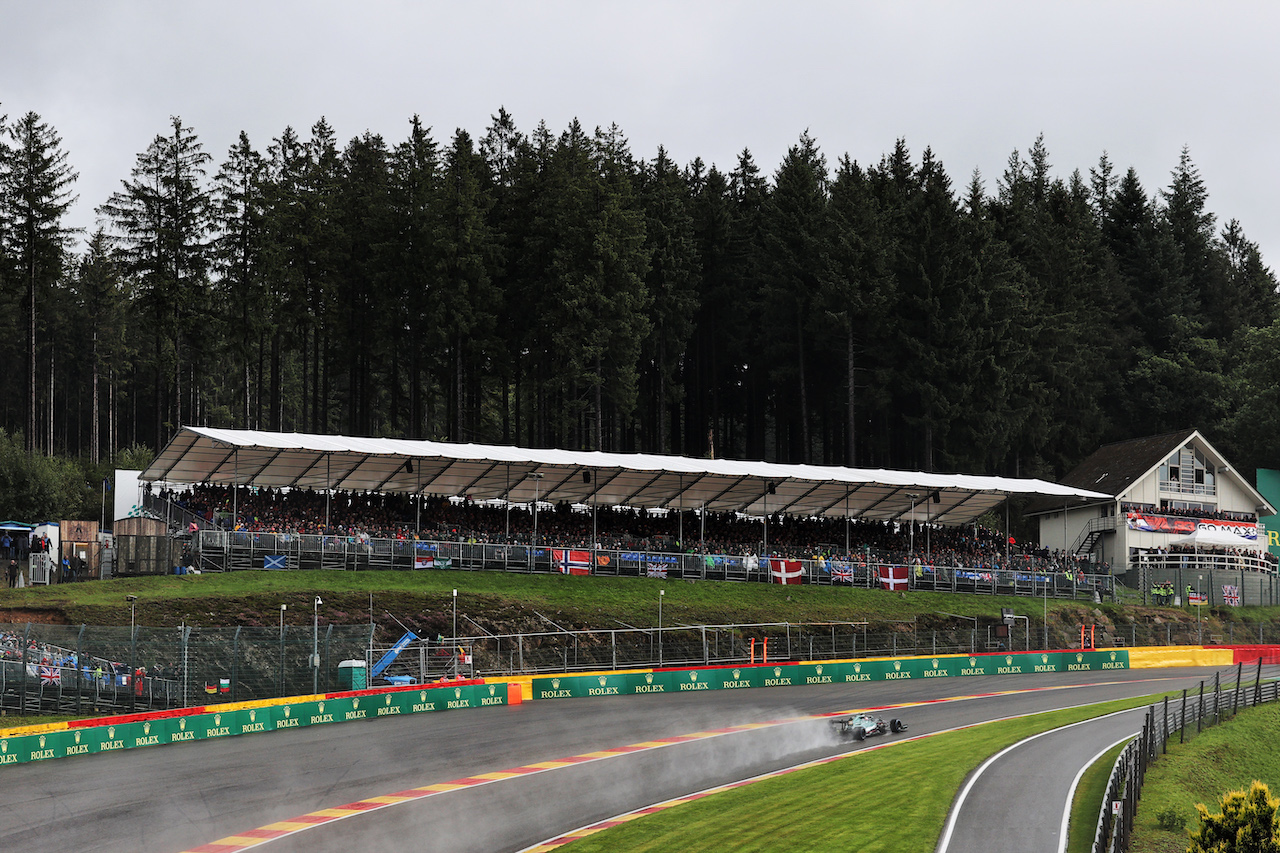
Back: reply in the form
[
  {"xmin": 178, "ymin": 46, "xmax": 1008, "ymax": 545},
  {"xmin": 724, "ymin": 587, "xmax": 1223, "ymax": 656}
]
[{"xmin": 0, "ymin": 666, "xmax": 1225, "ymax": 853}]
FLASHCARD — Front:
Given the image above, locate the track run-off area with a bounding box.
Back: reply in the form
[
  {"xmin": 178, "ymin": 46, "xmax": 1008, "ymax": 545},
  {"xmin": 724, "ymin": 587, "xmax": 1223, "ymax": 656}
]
[{"xmin": 0, "ymin": 656, "xmax": 1240, "ymax": 853}]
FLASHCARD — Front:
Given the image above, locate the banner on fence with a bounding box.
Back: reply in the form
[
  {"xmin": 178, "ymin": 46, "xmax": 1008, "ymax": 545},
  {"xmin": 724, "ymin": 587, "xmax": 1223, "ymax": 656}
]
[
  {"xmin": 1222, "ymin": 585, "xmax": 1241, "ymax": 606},
  {"xmin": 878, "ymin": 564, "xmax": 909, "ymax": 591},
  {"xmin": 770, "ymin": 559, "xmax": 802, "ymax": 585},
  {"xmin": 552, "ymin": 549, "xmax": 592, "ymax": 576}
]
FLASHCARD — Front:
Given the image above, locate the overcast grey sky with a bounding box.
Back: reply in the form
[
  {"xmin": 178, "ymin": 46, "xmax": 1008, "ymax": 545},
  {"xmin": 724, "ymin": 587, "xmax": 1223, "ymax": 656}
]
[{"xmin": 5, "ymin": 1, "xmax": 1278, "ymax": 266}]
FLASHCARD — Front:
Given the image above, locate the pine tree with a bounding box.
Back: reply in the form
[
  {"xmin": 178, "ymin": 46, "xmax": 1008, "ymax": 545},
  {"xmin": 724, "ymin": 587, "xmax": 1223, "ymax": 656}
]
[{"xmin": 2, "ymin": 112, "xmax": 78, "ymax": 454}]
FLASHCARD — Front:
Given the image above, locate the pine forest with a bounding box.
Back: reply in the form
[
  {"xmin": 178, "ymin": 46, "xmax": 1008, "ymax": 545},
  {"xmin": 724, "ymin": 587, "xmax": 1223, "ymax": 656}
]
[{"xmin": 2, "ymin": 107, "xmax": 1278, "ymax": 503}]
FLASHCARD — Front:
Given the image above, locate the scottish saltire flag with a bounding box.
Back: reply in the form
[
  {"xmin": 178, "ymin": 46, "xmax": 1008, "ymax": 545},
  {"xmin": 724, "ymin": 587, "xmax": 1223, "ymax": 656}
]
[
  {"xmin": 553, "ymin": 549, "xmax": 592, "ymax": 575},
  {"xmin": 39, "ymin": 665, "xmax": 61, "ymax": 686},
  {"xmin": 263, "ymin": 555, "xmax": 287, "ymax": 570},
  {"xmin": 645, "ymin": 564, "xmax": 668, "ymax": 579},
  {"xmin": 1222, "ymin": 585, "xmax": 1241, "ymax": 606}
]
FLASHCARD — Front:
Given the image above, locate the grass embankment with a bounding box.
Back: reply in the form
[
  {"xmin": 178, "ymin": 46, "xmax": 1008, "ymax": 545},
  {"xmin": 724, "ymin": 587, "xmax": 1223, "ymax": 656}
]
[
  {"xmin": 1130, "ymin": 701, "xmax": 1280, "ymax": 853},
  {"xmin": 564, "ymin": 695, "xmax": 1168, "ymax": 853},
  {"xmin": 1066, "ymin": 739, "xmax": 1128, "ymax": 853},
  {"xmin": 1, "ymin": 569, "xmax": 1271, "ymax": 646}
]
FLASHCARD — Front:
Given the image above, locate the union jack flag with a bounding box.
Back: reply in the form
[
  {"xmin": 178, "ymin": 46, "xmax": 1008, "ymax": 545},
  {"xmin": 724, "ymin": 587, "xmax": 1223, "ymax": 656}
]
[
  {"xmin": 831, "ymin": 566, "xmax": 853, "ymax": 583},
  {"xmin": 1222, "ymin": 585, "xmax": 1241, "ymax": 606},
  {"xmin": 39, "ymin": 665, "xmax": 61, "ymax": 686},
  {"xmin": 645, "ymin": 564, "xmax": 667, "ymax": 579}
]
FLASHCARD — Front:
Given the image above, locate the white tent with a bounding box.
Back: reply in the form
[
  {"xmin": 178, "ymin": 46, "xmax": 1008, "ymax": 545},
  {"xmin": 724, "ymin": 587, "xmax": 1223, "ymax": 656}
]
[
  {"xmin": 142, "ymin": 426, "xmax": 1110, "ymax": 526},
  {"xmin": 1168, "ymin": 527, "xmax": 1262, "ymax": 551}
]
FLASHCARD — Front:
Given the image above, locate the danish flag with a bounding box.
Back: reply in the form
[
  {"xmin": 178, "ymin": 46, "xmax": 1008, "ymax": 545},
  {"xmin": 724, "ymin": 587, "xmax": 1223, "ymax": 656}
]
[
  {"xmin": 878, "ymin": 564, "xmax": 910, "ymax": 591},
  {"xmin": 770, "ymin": 559, "xmax": 803, "ymax": 585}
]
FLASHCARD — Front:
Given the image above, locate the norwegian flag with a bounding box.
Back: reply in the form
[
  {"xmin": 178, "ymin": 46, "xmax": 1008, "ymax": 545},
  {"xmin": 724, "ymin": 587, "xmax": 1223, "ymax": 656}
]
[
  {"xmin": 553, "ymin": 549, "xmax": 592, "ymax": 576},
  {"xmin": 646, "ymin": 564, "xmax": 668, "ymax": 579},
  {"xmin": 1222, "ymin": 585, "xmax": 1241, "ymax": 606},
  {"xmin": 878, "ymin": 564, "xmax": 910, "ymax": 591},
  {"xmin": 770, "ymin": 559, "xmax": 803, "ymax": 585},
  {"xmin": 39, "ymin": 665, "xmax": 61, "ymax": 686}
]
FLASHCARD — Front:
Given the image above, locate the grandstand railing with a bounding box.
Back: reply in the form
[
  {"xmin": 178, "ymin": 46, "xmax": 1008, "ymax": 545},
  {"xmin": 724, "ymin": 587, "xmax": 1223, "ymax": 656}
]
[
  {"xmin": 1091, "ymin": 659, "xmax": 1280, "ymax": 853},
  {"xmin": 190, "ymin": 530, "xmax": 1119, "ymax": 603}
]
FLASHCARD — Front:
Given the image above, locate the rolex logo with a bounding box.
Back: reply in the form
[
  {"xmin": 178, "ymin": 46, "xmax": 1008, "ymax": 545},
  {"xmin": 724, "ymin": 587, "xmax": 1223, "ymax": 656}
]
[
  {"xmin": 249, "ymin": 710, "xmax": 256, "ymax": 722},
  {"xmin": 454, "ymin": 688, "xmax": 462, "ymax": 699},
  {"xmin": 143, "ymin": 723, "xmax": 150, "ymax": 735},
  {"xmin": 644, "ymin": 673, "xmax": 654, "ymax": 684},
  {"xmin": 552, "ymin": 678, "xmax": 561, "ymax": 689},
  {"xmin": 774, "ymin": 667, "xmax": 782, "ymax": 677},
  {"xmin": 318, "ymin": 703, "xmax": 324, "ymax": 714},
  {"xmin": 108, "ymin": 727, "xmax": 115, "ymax": 739},
  {"xmin": 690, "ymin": 672, "xmax": 698, "ymax": 681},
  {"xmin": 732, "ymin": 669, "xmax": 741, "ymax": 679},
  {"xmin": 39, "ymin": 735, "xmax": 46, "ymax": 748},
  {"xmin": 854, "ymin": 663, "xmax": 862, "ymax": 673},
  {"xmin": 386, "ymin": 694, "xmax": 393, "ymax": 705},
  {"xmin": 1041, "ymin": 654, "xmax": 1049, "ymax": 664},
  {"xmin": 1110, "ymin": 651, "xmax": 1117, "ymax": 661},
  {"xmin": 488, "ymin": 685, "xmax": 496, "ymax": 696},
  {"xmin": 598, "ymin": 676, "xmax": 607, "ymax": 686},
  {"xmin": 931, "ymin": 659, "xmax": 939, "ymax": 669},
  {"xmin": 284, "ymin": 707, "xmax": 291, "ymax": 717},
  {"xmin": 894, "ymin": 661, "xmax": 902, "ymax": 671},
  {"xmin": 74, "ymin": 731, "xmax": 81, "ymax": 743},
  {"xmin": 816, "ymin": 665, "xmax": 823, "ymax": 675},
  {"xmin": 420, "ymin": 691, "xmax": 427, "ymax": 701},
  {"xmin": 968, "ymin": 658, "xmax": 976, "ymax": 667},
  {"xmin": 215, "ymin": 714, "xmax": 222, "ymax": 726},
  {"xmin": 352, "ymin": 698, "xmax": 359, "ymax": 709},
  {"xmin": 179, "ymin": 718, "xmax": 186, "ymax": 730},
  {"xmin": 1, "ymin": 741, "xmax": 7, "ymax": 753},
  {"xmin": 1005, "ymin": 656, "xmax": 1013, "ymax": 665},
  {"xmin": 1076, "ymin": 653, "xmax": 1084, "ymax": 663}
]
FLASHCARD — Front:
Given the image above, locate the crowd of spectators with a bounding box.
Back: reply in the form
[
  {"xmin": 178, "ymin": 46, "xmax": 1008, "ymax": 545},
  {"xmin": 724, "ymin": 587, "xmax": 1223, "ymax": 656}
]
[
  {"xmin": 1120, "ymin": 502, "xmax": 1257, "ymax": 523},
  {"xmin": 161, "ymin": 483, "xmax": 1108, "ymax": 572}
]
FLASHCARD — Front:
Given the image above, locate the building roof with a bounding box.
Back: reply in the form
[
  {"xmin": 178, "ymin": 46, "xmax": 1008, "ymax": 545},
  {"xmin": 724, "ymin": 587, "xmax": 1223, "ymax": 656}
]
[
  {"xmin": 1026, "ymin": 429, "xmax": 1275, "ymax": 516},
  {"xmin": 141, "ymin": 426, "xmax": 1111, "ymax": 526}
]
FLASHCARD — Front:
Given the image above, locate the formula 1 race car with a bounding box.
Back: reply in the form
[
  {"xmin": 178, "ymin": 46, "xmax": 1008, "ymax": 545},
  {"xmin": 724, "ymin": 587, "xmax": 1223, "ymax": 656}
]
[{"xmin": 830, "ymin": 712, "xmax": 907, "ymax": 742}]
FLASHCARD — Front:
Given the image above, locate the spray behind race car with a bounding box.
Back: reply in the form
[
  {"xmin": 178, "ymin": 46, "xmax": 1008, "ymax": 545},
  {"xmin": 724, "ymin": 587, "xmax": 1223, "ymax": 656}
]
[{"xmin": 831, "ymin": 712, "xmax": 907, "ymax": 742}]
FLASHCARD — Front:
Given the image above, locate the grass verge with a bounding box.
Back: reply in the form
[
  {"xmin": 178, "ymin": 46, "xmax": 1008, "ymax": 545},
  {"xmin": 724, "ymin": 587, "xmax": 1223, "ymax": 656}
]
[
  {"xmin": 1066, "ymin": 739, "xmax": 1128, "ymax": 853},
  {"xmin": 563, "ymin": 694, "xmax": 1169, "ymax": 853},
  {"xmin": 1131, "ymin": 701, "xmax": 1280, "ymax": 853}
]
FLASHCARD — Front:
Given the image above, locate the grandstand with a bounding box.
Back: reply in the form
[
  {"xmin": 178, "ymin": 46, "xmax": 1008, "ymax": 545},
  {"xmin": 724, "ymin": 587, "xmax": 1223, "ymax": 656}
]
[{"xmin": 117, "ymin": 427, "xmax": 1135, "ymax": 600}]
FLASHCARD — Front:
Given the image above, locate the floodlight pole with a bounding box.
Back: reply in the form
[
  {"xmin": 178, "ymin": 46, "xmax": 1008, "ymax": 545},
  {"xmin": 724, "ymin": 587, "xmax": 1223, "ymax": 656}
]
[
  {"xmin": 452, "ymin": 588, "xmax": 458, "ymax": 676},
  {"xmin": 279, "ymin": 604, "xmax": 287, "ymax": 698},
  {"xmin": 658, "ymin": 588, "xmax": 664, "ymax": 665}
]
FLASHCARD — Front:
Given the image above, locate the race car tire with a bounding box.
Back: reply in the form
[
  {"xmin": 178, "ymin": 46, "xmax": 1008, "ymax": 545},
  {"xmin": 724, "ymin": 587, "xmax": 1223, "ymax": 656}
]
[
  {"xmin": 851, "ymin": 726, "xmax": 866, "ymax": 741},
  {"xmin": 889, "ymin": 718, "xmax": 903, "ymax": 733}
]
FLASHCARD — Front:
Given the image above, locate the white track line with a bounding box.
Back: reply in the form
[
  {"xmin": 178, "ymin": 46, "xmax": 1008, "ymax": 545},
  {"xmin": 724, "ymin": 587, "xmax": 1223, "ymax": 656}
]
[
  {"xmin": 1057, "ymin": 733, "xmax": 1137, "ymax": 853},
  {"xmin": 935, "ymin": 706, "xmax": 1143, "ymax": 853}
]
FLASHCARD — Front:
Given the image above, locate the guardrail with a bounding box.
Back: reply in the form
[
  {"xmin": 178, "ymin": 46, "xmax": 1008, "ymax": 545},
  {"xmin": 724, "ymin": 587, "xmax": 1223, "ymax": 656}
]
[{"xmin": 1091, "ymin": 659, "xmax": 1280, "ymax": 853}]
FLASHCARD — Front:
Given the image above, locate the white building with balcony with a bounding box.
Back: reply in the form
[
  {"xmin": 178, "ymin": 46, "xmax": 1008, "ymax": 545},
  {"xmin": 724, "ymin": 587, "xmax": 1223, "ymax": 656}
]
[{"xmin": 1027, "ymin": 429, "xmax": 1275, "ymax": 582}]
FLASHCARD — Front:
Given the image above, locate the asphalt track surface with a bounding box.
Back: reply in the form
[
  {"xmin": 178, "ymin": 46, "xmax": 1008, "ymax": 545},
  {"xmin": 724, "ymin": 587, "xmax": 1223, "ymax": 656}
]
[
  {"xmin": 0, "ymin": 666, "xmax": 1224, "ymax": 853},
  {"xmin": 937, "ymin": 705, "xmax": 1147, "ymax": 853}
]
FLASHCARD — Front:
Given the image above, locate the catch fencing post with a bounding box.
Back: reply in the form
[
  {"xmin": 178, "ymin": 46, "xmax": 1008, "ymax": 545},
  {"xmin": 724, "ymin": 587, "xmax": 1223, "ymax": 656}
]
[
  {"xmin": 1198, "ymin": 681, "xmax": 1204, "ymax": 734},
  {"xmin": 1233, "ymin": 662, "xmax": 1243, "ymax": 716},
  {"xmin": 1255, "ymin": 658, "xmax": 1263, "ymax": 707},
  {"xmin": 1180, "ymin": 689, "xmax": 1187, "ymax": 744},
  {"xmin": 1213, "ymin": 672, "xmax": 1220, "ymax": 725},
  {"xmin": 1162, "ymin": 696, "xmax": 1168, "ymax": 753}
]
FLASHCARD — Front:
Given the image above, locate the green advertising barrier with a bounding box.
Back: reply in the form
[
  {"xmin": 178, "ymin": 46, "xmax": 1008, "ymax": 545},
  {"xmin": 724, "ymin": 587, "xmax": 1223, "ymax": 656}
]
[
  {"xmin": 529, "ymin": 649, "xmax": 1132, "ymax": 701},
  {"xmin": 0, "ymin": 681, "xmax": 510, "ymax": 768}
]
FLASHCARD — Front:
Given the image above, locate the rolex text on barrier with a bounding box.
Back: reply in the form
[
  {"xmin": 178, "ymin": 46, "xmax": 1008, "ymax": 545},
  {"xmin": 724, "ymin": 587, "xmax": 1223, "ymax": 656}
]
[
  {"xmin": 529, "ymin": 650, "xmax": 1131, "ymax": 701},
  {"xmin": 0, "ymin": 681, "xmax": 508, "ymax": 767}
]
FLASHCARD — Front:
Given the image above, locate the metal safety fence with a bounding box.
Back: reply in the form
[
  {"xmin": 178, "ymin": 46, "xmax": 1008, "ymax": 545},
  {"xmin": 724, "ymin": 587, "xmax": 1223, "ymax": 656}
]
[
  {"xmin": 0, "ymin": 623, "xmax": 374, "ymax": 717},
  {"xmin": 1091, "ymin": 659, "xmax": 1280, "ymax": 853}
]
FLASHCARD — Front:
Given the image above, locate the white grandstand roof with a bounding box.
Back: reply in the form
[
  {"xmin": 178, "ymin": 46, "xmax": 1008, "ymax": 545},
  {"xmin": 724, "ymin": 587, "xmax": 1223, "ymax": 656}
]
[{"xmin": 142, "ymin": 426, "xmax": 1110, "ymax": 525}]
